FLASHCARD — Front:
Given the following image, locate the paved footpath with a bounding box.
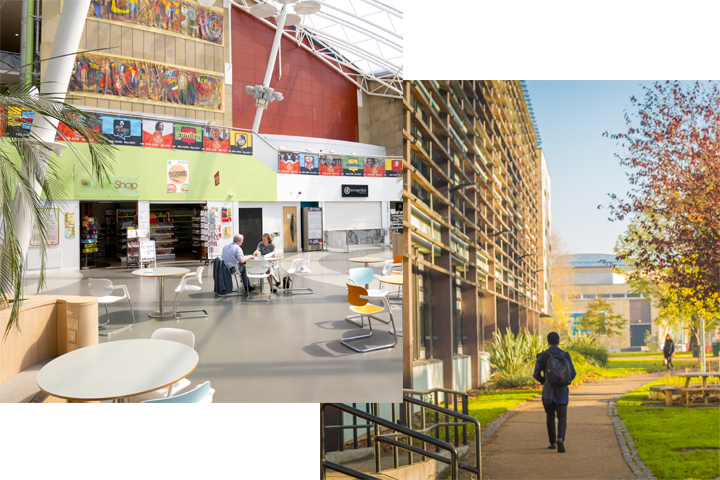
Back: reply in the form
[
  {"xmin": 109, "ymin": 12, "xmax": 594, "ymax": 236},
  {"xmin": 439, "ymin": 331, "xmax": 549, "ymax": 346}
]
[{"xmin": 481, "ymin": 373, "xmax": 665, "ymax": 480}]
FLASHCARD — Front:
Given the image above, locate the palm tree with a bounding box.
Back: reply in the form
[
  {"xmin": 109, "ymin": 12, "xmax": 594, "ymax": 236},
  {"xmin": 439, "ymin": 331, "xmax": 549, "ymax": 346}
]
[{"xmin": 1, "ymin": 80, "xmax": 116, "ymax": 335}]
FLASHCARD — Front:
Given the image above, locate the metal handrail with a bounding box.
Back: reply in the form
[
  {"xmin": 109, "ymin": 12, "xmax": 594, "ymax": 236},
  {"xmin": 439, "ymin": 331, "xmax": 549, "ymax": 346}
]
[
  {"xmin": 321, "ymin": 393, "xmax": 482, "ymax": 480},
  {"xmin": 321, "ymin": 402, "xmax": 460, "ymax": 479}
]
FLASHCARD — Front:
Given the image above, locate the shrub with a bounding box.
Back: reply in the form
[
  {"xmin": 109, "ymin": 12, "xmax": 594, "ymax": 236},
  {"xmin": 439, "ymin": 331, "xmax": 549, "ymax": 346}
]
[
  {"xmin": 563, "ymin": 333, "xmax": 609, "ymax": 367},
  {"xmin": 487, "ymin": 328, "xmax": 533, "ymax": 376},
  {"xmin": 493, "ymin": 371, "xmax": 538, "ymax": 389}
]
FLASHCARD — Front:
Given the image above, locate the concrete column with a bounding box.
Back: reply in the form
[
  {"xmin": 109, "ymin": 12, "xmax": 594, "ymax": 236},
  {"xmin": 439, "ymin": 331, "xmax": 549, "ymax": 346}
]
[
  {"xmin": 462, "ymin": 282, "xmax": 480, "ymax": 388},
  {"xmin": 519, "ymin": 305, "xmax": 528, "ymax": 332},
  {"xmin": 483, "ymin": 289, "xmax": 497, "ymax": 344},
  {"xmin": 497, "ymin": 298, "xmax": 510, "ymax": 334},
  {"xmin": 510, "ymin": 302, "xmax": 520, "ymax": 335}
]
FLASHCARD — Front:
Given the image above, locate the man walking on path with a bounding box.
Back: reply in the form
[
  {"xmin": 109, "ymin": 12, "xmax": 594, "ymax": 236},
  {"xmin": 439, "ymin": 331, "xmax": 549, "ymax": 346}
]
[{"xmin": 533, "ymin": 332, "xmax": 576, "ymax": 453}]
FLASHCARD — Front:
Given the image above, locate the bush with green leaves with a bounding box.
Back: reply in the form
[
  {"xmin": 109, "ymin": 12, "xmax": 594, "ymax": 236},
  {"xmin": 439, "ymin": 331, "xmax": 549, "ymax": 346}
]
[
  {"xmin": 493, "ymin": 371, "xmax": 538, "ymax": 389},
  {"xmin": 563, "ymin": 333, "xmax": 609, "ymax": 367}
]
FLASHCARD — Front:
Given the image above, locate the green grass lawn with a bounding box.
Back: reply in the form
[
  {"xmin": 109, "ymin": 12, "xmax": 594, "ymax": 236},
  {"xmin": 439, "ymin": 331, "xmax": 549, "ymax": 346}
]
[
  {"xmin": 605, "ymin": 358, "xmax": 698, "ymax": 377},
  {"xmin": 609, "ymin": 351, "xmax": 693, "ymax": 358},
  {"xmin": 617, "ymin": 378, "xmax": 720, "ymax": 480}
]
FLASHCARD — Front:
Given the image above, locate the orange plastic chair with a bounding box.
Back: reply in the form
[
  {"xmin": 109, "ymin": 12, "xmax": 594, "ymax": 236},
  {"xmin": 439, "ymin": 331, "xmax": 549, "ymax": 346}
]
[{"xmin": 341, "ymin": 283, "xmax": 397, "ymax": 353}]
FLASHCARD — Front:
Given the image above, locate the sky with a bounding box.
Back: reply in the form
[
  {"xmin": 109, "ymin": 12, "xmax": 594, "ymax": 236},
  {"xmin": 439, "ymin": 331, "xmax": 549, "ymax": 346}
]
[{"xmin": 525, "ymin": 81, "xmax": 659, "ymax": 256}]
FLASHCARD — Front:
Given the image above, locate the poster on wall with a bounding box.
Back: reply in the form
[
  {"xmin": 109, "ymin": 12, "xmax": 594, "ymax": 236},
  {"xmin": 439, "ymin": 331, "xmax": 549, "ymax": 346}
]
[
  {"xmin": 221, "ymin": 207, "xmax": 231, "ymax": 223},
  {"xmin": 364, "ymin": 157, "xmax": 385, "ymax": 177},
  {"xmin": 299, "ymin": 154, "xmax": 319, "ymax": 175},
  {"xmin": 167, "ymin": 160, "xmax": 190, "ymax": 194},
  {"xmin": 173, "ymin": 124, "xmax": 203, "ymax": 151},
  {"xmin": 229, "ymin": 130, "xmax": 252, "ymax": 155},
  {"xmin": 87, "ymin": 0, "xmax": 224, "ymax": 45},
  {"xmin": 224, "ymin": 226, "xmax": 231, "ymax": 238},
  {"xmin": 278, "ymin": 152, "xmax": 299, "ymax": 174},
  {"xmin": 30, "ymin": 208, "xmax": 60, "ymax": 246},
  {"xmin": 142, "ymin": 119, "xmax": 173, "ymax": 149},
  {"xmin": 69, "ymin": 53, "xmax": 224, "ymax": 111},
  {"xmin": 385, "ymin": 158, "xmax": 402, "ymax": 177},
  {"xmin": 102, "ymin": 115, "xmax": 142, "ymax": 146},
  {"xmin": 56, "ymin": 113, "xmax": 103, "ymax": 143},
  {"xmin": 342, "ymin": 156, "xmax": 364, "ymax": 177},
  {"xmin": 319, "ymin": 155, "xmax": 342, "ymax": 176},
  {"xmin": 5, "ymin": 107, "xmax": 35, "ymax": 138},
  {"xmin": 203, "ymin": 127, "xmax": 229, "ymax": 154}
]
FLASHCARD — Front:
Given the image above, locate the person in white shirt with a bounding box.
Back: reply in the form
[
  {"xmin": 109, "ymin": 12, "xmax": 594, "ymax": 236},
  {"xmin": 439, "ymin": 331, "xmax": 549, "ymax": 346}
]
[
  {"xmin": 221, "ymin": 234, "xmax": 255, "ymax": 293},
  {"xmin": 253, "ymin": 233, "xmax": 280, "ymax": 293}
]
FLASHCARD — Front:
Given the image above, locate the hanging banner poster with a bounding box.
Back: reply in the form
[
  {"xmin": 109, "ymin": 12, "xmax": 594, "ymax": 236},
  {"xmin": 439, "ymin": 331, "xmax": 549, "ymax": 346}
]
[
  {"xmin": 56, "ymin": 112, "xmax": 103, "ymax": 143},
  {"xmin": 102, "ymin": 115, "xmax": 142, "ymax": 146},
  {"xmin": 87, "ymin": 0, "xmax": 224, "ymax": 45},
  {"xmin": 299, "ymin": 154, "xmax": 319, "ymax": 175},
  {"xmin": 342, "ymin": 156, "xmax": 364, "ymax": 177},
  {"xmin": 69, "ymin": 53, "xmax": 224, "ymax": 111},
  {"xmin": 167, "ymin": 160, "xmax": 190, "ymax": 194},
  {"xmin": 385, "ymin": 158, "xmax": 402, "ymax": 177},
  {"xmin": 142, "ymin": 119, "xmax": 173, "ymax": 149},
  {"xmin": 319, "ymin": 155, "xmax": 342, "ymax": 176},
  {"xmin": 203, "ymin": 126, "xmax": 229, "ymax": 153},
  {"xmin": 6, "ymin": 107, "xmax": 35, "ymax": 138},
  {"xmin": 221, "ymin": 207, "xmax": 231, "ymax": 223},
  {"xmin": 278, "ymin": 152, "xmax": 299, "ymax": 174},
  {"xmin": 229, "ymin": 130, "xmax": 253, "ymax": 155},
  {"xmin": 173, "ymin": 124, "xmax": 203, "ymax": 151},
  {"xmin": 364, "ymin": 157, "xmax": 385, "ymax": 178}
]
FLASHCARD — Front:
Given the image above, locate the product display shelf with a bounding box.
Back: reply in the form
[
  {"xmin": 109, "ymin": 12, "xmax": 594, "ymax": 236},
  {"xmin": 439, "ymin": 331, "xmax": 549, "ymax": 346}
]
[
  {"xmin": 80, "ymin": 216, "xmax": 99, "ymax": 269},
  {"xmin": 116, "ymin": 209, "xmax": 137, "ymax": 265},
  {"xmin": 200, "ymin": 207, "xmax": 219, "ymax": 265},
  {"xmin": 150, "ymin": 221, "xmax": 177, "ymax": 261},
  {"xmin": 103, "ymin": 210, "xmax": 117, "ymax": 258},
  {"xmin": 192, "ymin": 216, "xmax": 202, "ymax": 259},
  {"xmin": 170, "ymin": 212, "xmax": 195, "ymax": 254}
]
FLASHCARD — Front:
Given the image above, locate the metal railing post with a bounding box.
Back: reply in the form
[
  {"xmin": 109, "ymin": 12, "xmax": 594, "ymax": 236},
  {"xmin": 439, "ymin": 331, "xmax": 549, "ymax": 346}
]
[
  {"xmin": 320, "ymin": 403, "xmax": 326, "ymax": 480},
  {"xmin": 373, "ymin": 403, "xmax": 381, "ymax": 473},
  {"xmin": 391, "ymin": 403, "xmax": 399, "ymax": 469}
]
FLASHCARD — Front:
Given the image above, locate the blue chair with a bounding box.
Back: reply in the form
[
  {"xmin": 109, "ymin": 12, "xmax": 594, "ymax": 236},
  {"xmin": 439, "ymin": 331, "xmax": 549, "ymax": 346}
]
[
  {"xmin": 346, "ymin": 268, "xmax": 388, "ymax": 328},
  {"xmin": 141, "ymin": 381, "xmax": 215, "ymax": 403}
]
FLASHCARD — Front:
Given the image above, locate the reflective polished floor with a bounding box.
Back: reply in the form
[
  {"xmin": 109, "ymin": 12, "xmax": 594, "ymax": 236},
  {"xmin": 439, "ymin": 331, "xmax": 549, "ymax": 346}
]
[{"xmin": 26, "ymin": 248, "xmax": 402, "ymax": 403}]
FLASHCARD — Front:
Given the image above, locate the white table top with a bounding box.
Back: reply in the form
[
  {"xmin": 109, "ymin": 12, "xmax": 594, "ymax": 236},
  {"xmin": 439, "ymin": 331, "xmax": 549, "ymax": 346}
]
[
  {"xmin": 348, "ymin": 257, "xmax": 385, "ymax": 263},
  {"xmin": 132, "ymin": 267, "xmax": 190, "ymax": 277},
  {"xmin": 37, "ymin": 339, "xmax": 199, "ymax": 401},
  {"xmin": 378, "ymin": 275, "xmax": 403, "ymax": 286}
]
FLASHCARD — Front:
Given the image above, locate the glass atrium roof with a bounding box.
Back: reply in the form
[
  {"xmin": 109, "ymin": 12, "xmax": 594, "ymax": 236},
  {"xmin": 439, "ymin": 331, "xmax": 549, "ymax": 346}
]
[{"xmin": 230, "ymin": 0, "xmax": 403, "ymax": 98}]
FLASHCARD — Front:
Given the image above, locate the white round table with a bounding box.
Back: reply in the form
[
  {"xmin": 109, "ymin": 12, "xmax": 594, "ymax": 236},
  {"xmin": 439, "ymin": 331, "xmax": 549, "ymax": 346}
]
[
  {"xmin": 37, "ymin": 339, "xmax": 199, "ymax": 402},
  {"xmin": 132, "ymin": 267, "xmax": 189, "ymax": 318}
]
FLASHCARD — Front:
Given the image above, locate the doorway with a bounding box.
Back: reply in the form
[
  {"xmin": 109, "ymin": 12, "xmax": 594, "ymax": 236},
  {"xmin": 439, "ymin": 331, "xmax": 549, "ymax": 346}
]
[
  {"xmin": 630, "ymin": 324, "xmax": 651, "ymax": 348},
  {"xmin": 238, "ymin": 208, "xmax": 263, "ymax": 253},
  {"xmin": 283, "ymin": 206, "xmax": 297, "ymax": 252}
]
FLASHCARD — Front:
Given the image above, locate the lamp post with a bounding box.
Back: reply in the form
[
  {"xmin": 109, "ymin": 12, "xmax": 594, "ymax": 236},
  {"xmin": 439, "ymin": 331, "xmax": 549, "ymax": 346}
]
[{"xmin": 246, "ymin": 0, "xmax": 321, "ymax": 133}]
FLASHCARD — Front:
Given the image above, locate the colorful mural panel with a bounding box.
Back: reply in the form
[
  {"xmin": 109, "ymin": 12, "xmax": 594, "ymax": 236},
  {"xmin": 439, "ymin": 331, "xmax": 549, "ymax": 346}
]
[
  {"xmin": 69, "ymin": 53, "xmax": 223, "ymax": 111},
  {"xmin": 319, "ymin": 154, "xmax": 342, "ymax": 176},
  {"xmin": 88, "ymin": 0, "xmax": 224, "ymax": 45}
]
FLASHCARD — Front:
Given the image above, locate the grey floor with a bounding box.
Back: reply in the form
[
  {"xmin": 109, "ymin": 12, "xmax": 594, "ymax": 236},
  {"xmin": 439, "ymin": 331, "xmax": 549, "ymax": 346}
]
[{"xmin": 27, "ymin": 248, "xmax": 403, "ymax": 403}]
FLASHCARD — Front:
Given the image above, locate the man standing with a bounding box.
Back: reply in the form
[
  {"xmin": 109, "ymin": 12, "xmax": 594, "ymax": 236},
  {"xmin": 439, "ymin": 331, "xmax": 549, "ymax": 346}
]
[
  {"xmin": 221, "ymin": 234, "xmax": 255, "ymax": 293},
  {"xmin": 533, "ymin": 332, "xmax": 576, "ymax": 453}
]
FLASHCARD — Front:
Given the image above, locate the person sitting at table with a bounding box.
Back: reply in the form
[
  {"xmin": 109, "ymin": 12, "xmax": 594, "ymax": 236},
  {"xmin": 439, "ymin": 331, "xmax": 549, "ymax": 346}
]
[
  {"xmin": 222, "ymin": 234, "xmax": 255, "ymax": 293},
  {"xmin": 253, "ymin": 233, "xmax": 281, "ymax": 292}
]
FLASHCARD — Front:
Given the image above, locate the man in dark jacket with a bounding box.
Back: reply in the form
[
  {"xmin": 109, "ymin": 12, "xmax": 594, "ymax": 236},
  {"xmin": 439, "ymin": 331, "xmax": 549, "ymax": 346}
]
[{"xmin": 533, "ymin": 332, "xmax": 576, "ymax": 453}]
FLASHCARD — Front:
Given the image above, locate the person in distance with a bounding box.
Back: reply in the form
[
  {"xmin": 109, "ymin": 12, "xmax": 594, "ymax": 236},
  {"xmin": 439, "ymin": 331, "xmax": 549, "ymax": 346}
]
[{"xmin": 533, "ymin": 332, "xmax": 576, "ymax": 453}]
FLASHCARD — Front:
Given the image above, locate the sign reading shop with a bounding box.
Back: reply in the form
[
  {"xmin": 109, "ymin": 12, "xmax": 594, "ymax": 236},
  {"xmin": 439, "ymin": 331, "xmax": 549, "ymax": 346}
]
[{"xmin": 342, "ymin": 185, "xmax": 369, "ymax": 198}]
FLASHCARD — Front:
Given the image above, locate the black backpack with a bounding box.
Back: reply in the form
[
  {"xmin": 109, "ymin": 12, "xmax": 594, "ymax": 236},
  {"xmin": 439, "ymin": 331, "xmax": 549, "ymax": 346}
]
[{"xmin": 543, "ymin": 350, "xmax": 572, "ymax": 387}]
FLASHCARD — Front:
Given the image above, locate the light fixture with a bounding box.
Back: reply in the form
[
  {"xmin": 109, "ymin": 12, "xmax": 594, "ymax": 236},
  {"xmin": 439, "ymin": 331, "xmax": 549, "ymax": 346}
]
[
  {"xmin": 329, "ymin": 150, "xmax": 335, "ymax": 153},
  {"xmin": 250, "ymin": 3, "xmax": 277, "ymax": 18},
  {"xmin": 307, "ymin": 148, "xmax": 313, "ymax": 152},
  {"xmin": 197, "ymin": 0, "xmax": 216, "ymax": 7},
  {"xmin": 284, "ymin": 13, "xmax": 301, "ymax": 26},
  {"xmin": 276, "ymin": 0, "xmax": 298, "ymax": 4},
  {"xmin": 279, "ymin": 146, "xmax": 286, "ymax": 149},
  {"xmin": 206, "ymin": 120, "xmax": 216, "ymax": 126},
  {"xmin": 294, "ymin": 1, "xmax": 321, "ymax": 15}
]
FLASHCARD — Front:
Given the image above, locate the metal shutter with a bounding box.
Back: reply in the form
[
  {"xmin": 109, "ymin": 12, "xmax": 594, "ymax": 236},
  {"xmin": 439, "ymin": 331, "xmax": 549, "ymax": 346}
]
[{"xmin": 324, "ymin": 202, "xmax": 382, "ymax": 230}]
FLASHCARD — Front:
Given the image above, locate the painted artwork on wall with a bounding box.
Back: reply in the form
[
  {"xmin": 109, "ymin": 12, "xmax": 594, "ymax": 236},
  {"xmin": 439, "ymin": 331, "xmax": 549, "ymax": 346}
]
[
  {"xmin": 173, "ymin": 123, "xmax": 203, "ymax": 151},
  {"xmin": 364, "ymin": 157, "xmax": 384, "ymax": 178},
  {"xmin": 299, "ymin": 154, "xmax": 319, "ymax": 175},
  {"xmin": 102, "ymin": 115, "xmax": 142, "ymax": 146},
  {"xmin": 319, "ymin": 155, "xmax": 342, "ymax": 176},
  {"xmin": 88, "ymin": 0, "xmax": 224, "ymax": 45},
  {"xmin": 142, "ymin": 119, "xmax": 174, "ymax": 148},
  {"xmin": 278, "ymin": 152, "xmax": 299, "ymax": 174},
  {"xmin": 342, "ymin": 156, "xmax": 364, "ymax": 177},
  {"xmin": 203, "ymin": 127, "xmax": 229, "ymax": 154},
  {"xmin": 229, "ymin": 130, "xmax": 252, "ymax": 155},
  {"xmin": 69, "ymin": 53, "xmax": 223, "ymax": 111},
  {"xmin": 385, "ymin": 158, "xmax": 402, "ymax": 177}
]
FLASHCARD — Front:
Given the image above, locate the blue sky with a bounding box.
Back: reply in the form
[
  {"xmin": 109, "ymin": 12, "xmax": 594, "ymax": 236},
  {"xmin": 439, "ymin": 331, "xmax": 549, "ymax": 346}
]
[{"xmin": 525, "ymin": 81, "xmax": 660, "ymax": 255}]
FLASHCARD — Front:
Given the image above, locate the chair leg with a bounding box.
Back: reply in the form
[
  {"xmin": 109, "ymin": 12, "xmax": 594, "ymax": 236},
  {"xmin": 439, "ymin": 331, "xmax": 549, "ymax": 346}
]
[
  {"xmin": 289, "ymin": 274, "xmax": 314, "ymax": 295},
  {"xmin": 174, "ymin": 287, "xmax": 209, "ymax": 319},
  {"xmin": 341, "ymin": 314, "xmax": 398, "ymax": 353},
  {"xmin": 99, "ymin": 298, "xmax": 135, "ymax": 337},
  {"xmin": 246, "ymin": 277, "xmax": 271, "ymax": 302},
  {"xmin": 98, "ymin": 304, "xmax": 110, "ymax": 327}
]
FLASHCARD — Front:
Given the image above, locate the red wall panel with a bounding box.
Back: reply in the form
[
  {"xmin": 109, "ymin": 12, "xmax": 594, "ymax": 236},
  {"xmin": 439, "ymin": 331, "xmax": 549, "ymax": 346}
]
[{"xmin": 231, "ymin": 10, "xmax": 359, "ymax": 142}]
